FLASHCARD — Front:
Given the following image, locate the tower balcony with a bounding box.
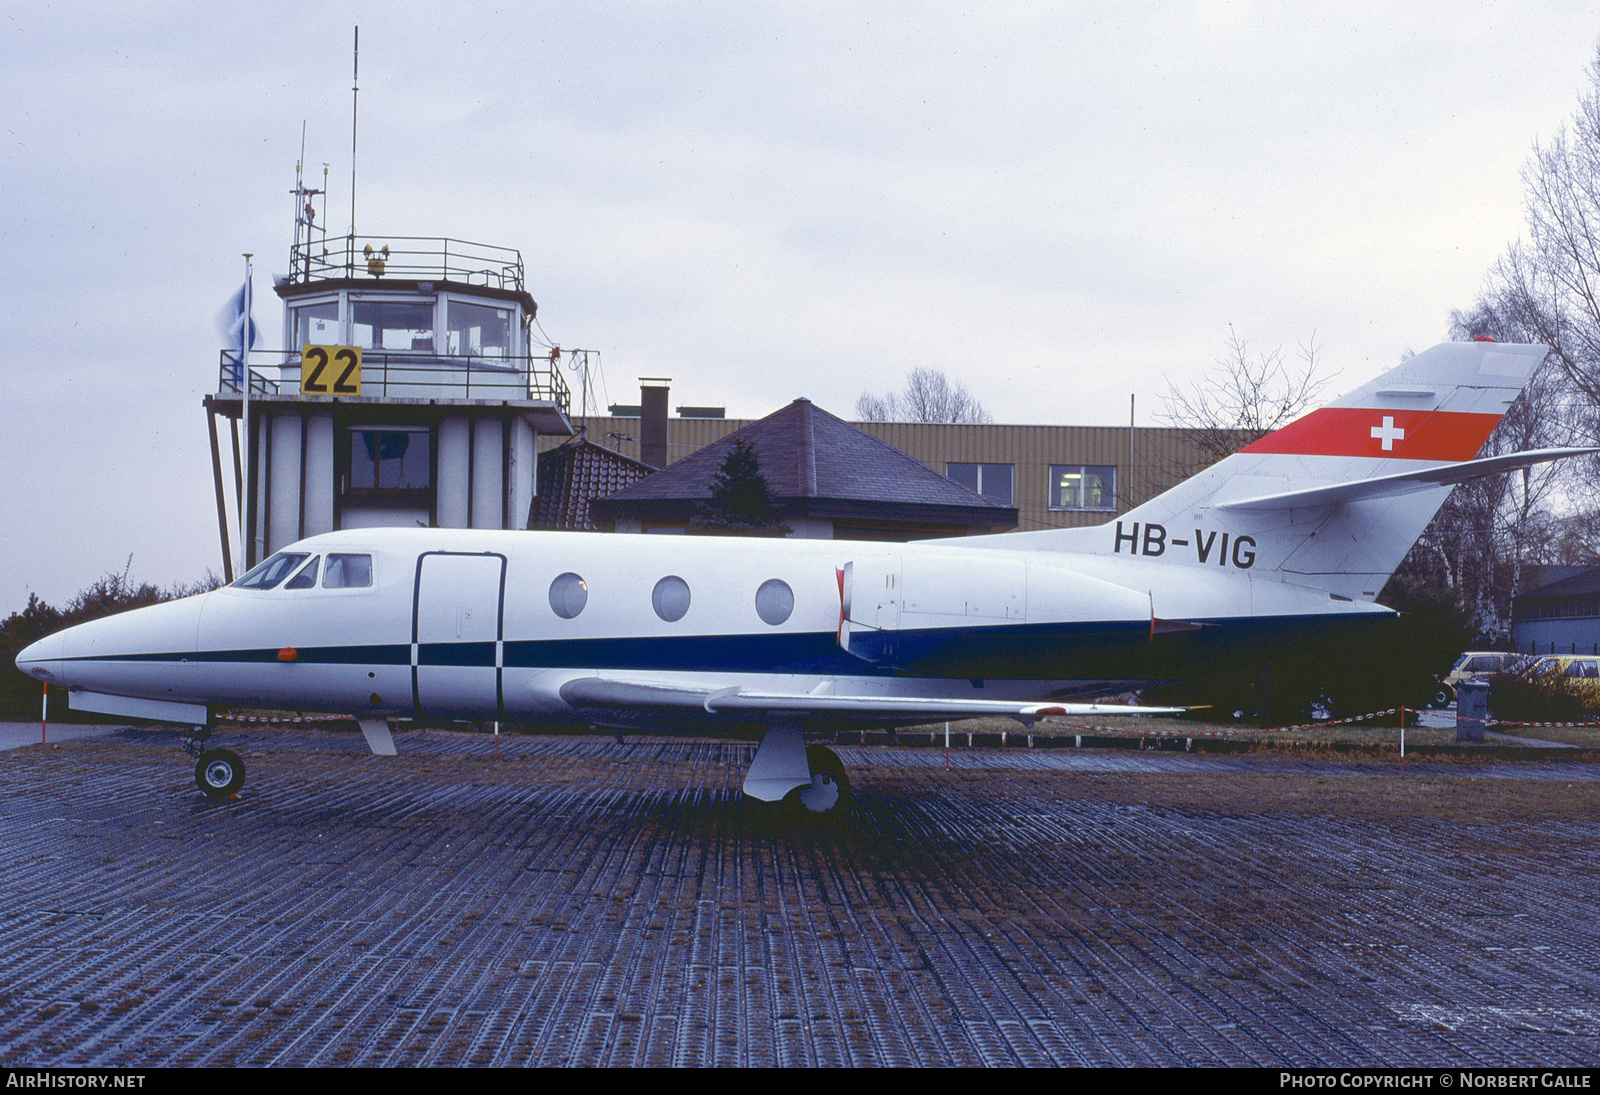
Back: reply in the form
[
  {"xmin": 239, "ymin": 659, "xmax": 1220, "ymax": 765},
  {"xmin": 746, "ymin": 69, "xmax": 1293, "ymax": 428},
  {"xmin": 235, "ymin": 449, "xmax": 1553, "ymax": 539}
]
[{"xmin": 217, "ymin": 348, "xmax": 571, "ymax": 417}]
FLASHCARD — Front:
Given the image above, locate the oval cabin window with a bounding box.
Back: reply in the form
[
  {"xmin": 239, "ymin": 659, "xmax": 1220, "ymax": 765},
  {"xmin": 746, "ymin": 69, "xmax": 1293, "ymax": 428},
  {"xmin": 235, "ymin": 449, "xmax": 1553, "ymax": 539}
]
[
  {"xmin": 755, "ymin": 579, "xmax": 793, "ymax": 625},
  {"xmin": 549, "ymin": 573, "xmax": 588, "ymax": 619},
  {"xmin": 652, "ymin": 576, "xmax": 691, "ymax": 622}
]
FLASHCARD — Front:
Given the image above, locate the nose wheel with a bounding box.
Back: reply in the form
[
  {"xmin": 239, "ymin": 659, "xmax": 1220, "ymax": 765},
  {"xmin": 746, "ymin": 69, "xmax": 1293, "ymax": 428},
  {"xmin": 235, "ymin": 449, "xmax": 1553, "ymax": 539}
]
[{"xmin": 195, "ymin": 748, "xmax": 245, "ymax": 799}]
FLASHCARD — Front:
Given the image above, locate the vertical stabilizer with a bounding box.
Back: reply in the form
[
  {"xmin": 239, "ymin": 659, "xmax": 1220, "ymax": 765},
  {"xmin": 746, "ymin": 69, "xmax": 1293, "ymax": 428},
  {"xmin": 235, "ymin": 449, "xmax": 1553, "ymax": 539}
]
[{"xmin": 997, "ymin": 341, "xmax": 1549, "ymax": 602}]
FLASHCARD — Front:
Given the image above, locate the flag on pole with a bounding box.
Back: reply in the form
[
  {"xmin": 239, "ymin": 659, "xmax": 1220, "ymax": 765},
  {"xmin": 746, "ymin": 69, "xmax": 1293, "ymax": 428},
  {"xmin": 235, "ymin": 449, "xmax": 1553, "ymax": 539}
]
[{"xmin": 216, "ymin": 277, "xmax": 259, "ymax": 388}]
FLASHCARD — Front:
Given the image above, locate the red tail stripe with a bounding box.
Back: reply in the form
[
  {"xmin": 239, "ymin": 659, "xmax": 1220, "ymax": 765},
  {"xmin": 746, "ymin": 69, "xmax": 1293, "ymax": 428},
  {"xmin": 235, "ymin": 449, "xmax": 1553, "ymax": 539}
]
[{"xmin": 1239, "ymin": 408, "xmax": 1501, "ymax": 461}]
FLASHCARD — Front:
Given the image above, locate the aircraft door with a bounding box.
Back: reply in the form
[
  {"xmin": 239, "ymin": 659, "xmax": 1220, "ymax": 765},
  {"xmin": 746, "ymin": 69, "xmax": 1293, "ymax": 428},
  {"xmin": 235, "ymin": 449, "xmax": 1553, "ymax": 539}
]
[{"xmin": 413, "ymin": 552, "xmax": 506, "ymax": 719}]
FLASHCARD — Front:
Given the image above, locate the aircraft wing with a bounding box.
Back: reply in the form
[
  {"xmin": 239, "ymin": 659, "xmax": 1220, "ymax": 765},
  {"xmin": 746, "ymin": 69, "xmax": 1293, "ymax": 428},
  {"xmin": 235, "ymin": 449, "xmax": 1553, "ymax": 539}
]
[
  {"xmin": 1212, "ymin": 447, "xmax": 1599, "ymax": 512},
  {"xmin": 558, "ymin": 677, "xmax": 1181, "ymax": 725}
]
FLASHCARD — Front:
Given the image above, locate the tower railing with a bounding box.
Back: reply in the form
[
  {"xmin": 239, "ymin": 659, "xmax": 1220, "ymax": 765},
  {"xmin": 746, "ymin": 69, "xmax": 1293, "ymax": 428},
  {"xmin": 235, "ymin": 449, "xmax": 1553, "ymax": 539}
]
[
  {"xmin": 219, "ymin": 349, "xmax": 571, "ymax": 413},
  {"xmin": 287, "ymin": 234, "xmax": 526, "ymax": 292}
]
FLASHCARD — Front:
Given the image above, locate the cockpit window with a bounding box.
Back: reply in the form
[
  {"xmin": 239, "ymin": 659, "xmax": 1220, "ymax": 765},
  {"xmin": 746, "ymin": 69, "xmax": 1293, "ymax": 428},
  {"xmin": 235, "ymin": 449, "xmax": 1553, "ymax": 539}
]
[
  {"xmin": 233, "ymin": 552, "xmax": 309, "ymax": 591},
  {"xmin": 324, "ymin": 553, "xmax": 373, "ymax": 589},
  {"xmin": 285, "ymin": 556, "xmax": 320, "ymax": 590}
]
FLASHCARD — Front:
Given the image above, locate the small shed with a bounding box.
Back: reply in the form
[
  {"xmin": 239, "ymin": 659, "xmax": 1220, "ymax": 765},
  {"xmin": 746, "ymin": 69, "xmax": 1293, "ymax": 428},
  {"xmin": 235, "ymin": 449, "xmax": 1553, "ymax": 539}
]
[{"xmin": 588, "ymin": 398, "xmax": 1017, "ymax": 540}]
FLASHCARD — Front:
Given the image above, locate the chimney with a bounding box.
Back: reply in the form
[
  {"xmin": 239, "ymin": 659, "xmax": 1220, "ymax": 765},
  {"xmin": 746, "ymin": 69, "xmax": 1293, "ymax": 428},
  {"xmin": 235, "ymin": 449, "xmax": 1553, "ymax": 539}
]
[{"xmin": 640, "ymin": 378, "xmax": 670, "ymax": 469}]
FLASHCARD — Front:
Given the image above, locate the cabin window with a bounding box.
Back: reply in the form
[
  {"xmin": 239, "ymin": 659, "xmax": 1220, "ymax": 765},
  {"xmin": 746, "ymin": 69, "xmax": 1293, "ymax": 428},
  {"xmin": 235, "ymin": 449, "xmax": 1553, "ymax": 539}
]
[
  {"xmin": 233, "ymin": 552, "xmax": 309, "ymax": 590},
  {"xmin": 1049, "ymin": 465, "xmax": 1116, "ymax": 511},
  {"xmin": 755, "ymin": 579, "xmax": 794, "ymax": 626},
  {"xmin": 291, "ymin": 300, "xmax": 341, "ymax": 348},
  {"xmin": 349, "ymin": 429, "xmax": 430, "ymax": 491},
  {"xmin": 446, "ymin": 300, "xmax": 513, "ymax": 358},
  {"xmin": 350, "ymin": 300, "xmax": 436, "ymax": 353},
  {"xmin": 285, "ymin": 556, "xmax": 320, "ymax": 590},
  {"xmin": 946, "ymin": 463, "xmax": 1013, "ymax": 506},
  {"xmin": 549, "ymin": 573, "xmax": 588, "ymax": 619},
  {"xmin": 652, "ymin": 576, "xmax": 691, "ymax": 622},
  {"xmin": 324, "ymin": 554, "xmax": 373, "ymax": 589}
]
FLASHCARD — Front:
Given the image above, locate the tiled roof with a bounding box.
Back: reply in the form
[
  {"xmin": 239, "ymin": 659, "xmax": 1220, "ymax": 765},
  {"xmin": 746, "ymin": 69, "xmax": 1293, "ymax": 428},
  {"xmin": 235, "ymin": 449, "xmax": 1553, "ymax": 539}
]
[
  {"xmin": 594, "ymin": 399, "xmax": 1012, "ymax": 525},
  {"xmin": 1515, "ymin": 565, "xmax": 1600, "ymax": 601},
  {"xmin": 531, "ymin": 438, "xmax": 654, "ymax": 530}
]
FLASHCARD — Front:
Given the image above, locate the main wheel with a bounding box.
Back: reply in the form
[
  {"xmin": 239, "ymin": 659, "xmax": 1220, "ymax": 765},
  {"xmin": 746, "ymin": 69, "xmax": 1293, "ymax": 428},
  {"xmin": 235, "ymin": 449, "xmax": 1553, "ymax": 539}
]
[
  {"xmin": 786, "ymin": 745, "xmax": 852, "ymax": 820},
  {"xmin": 195, "ymin": 748, "xmax": 245, "ymax": 800}
]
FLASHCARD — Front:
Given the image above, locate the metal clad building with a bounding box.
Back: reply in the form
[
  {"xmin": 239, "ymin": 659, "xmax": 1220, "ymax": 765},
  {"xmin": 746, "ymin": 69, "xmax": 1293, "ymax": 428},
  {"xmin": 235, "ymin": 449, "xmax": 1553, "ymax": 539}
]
[{"xmin": 552, "ymin": 413, "xmax": 1225, "ymax": 534}]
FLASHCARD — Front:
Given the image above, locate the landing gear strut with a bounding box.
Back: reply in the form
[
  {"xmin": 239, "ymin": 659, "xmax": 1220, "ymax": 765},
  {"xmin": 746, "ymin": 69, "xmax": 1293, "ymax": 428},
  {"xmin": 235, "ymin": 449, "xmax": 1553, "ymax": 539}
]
[
  {"xmin": 183, "ymin": 725, "xmax": 246, "ymax": 800},
  {"xmin": 743, "ymin": 725, "xmax": 853, "ymax": 822}
]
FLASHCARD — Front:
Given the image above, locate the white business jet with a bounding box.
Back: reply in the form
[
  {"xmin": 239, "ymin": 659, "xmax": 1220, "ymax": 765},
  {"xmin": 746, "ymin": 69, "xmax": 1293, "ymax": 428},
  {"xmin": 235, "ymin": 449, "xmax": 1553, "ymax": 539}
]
[{"xmin": 16, "ymin": 341, "xmax": 1588, "ymax": 817}]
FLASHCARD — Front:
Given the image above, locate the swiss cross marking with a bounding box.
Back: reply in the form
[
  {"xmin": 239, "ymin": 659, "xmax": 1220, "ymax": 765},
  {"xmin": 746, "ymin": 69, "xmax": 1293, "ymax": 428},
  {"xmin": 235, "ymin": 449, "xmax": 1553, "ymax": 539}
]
[{"xmin": 1371, "ymin": 415, "xmax": 1405, "ymax": 451}]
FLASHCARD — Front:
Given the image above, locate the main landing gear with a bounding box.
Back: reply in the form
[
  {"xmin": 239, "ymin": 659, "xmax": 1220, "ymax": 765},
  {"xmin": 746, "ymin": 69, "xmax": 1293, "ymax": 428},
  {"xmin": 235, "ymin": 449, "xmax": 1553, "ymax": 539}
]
[
  {"xmin": 790, "ymin": 745, "xmax": 852, "ymax": 818},
  {"xmin": 182, "ymin": 725, "xmax": 246, "ymax": 800},
  {"xmin": 743, "ymin": 725, "xmax": 852, "ymax": 821}
]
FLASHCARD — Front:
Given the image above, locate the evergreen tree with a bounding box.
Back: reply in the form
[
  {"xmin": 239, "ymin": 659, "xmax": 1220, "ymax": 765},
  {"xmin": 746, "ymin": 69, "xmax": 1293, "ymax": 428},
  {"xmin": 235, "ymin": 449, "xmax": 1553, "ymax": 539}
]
[{"xmin": 691, "ymin": 435, "xmax": 791, "ymax": 536}]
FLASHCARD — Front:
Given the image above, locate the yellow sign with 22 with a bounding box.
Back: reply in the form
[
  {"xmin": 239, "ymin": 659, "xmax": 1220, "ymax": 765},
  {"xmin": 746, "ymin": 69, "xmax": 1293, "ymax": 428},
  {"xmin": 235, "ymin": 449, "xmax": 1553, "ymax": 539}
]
[{"xmin": 300, "ymin": 345, "xmax": 362, "ymax": 396}]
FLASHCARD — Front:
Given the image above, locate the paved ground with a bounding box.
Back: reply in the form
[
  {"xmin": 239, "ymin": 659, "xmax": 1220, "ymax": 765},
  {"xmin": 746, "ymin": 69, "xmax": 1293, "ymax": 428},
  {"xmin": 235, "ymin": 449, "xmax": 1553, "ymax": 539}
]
[
  {"xmin": 2, "ymin": 725, "xmax": 1599, "ymax": 1066},
  {"xmin": 0, "ymin": 721, "xmax": 126, "ymax": 751}
]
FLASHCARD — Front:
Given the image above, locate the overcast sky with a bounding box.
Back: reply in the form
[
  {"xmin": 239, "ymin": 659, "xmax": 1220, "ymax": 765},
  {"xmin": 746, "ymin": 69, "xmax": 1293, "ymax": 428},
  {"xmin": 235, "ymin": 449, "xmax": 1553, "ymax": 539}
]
[{"xmin": 3, "ymin": 1, "xmax": 1599, "ymax": 615}]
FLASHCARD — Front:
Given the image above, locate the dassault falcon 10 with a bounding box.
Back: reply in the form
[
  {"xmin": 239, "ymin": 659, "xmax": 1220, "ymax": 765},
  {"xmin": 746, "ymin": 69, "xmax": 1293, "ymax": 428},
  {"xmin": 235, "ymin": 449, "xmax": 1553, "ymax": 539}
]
[{"xmin": 16, "ymin": 340, "xmax": 1590, "ymax": 817}]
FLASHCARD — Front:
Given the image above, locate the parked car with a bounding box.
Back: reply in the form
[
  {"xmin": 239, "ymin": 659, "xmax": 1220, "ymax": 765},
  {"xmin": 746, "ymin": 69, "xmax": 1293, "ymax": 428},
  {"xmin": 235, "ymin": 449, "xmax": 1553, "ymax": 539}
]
[
  {"xmin": 1433, "ymin": 651, "xmax": 1523, "ymax": 708},
  {"xmin": 1531, "ymin": 655, "xmax": 1600, "ymax": 685}
]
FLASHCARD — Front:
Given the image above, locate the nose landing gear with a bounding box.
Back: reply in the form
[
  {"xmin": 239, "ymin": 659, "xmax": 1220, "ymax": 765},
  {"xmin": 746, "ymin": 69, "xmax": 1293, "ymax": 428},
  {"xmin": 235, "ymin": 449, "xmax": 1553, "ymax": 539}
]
[
  {"xmin": 195, "ymin": 749, "xmax": 246, "ymax": 799},
  {"xmin": 182, "ymin": 725, "xmax": 246, "ymax": 800}
]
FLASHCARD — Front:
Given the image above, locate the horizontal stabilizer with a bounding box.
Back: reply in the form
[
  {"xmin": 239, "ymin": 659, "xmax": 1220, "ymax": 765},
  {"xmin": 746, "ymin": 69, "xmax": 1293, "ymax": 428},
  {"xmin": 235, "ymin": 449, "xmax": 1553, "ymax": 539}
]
[
  {"xmin": 559, "ymin": 677, "xmax": 1181, "ymax": 725},
  {"xmin": 1213, "ymin": 448, "xmax": 1598, "ymax": 512}
]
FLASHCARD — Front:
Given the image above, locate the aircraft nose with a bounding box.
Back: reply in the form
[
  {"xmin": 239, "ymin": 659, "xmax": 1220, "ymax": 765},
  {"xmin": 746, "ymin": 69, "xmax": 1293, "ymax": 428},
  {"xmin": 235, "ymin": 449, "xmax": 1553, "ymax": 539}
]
[
  {"xmin": 15, "ymin": 633, "xmax": 62, "ymax": 683},
  {"xmin": 16, "ymin": 595, "xmax": 205, "ymax": 695}
]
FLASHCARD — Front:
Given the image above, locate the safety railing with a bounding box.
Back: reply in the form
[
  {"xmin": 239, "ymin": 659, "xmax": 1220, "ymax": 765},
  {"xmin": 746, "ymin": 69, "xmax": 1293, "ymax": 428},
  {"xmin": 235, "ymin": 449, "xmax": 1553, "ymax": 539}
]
[
  {"xmin": 218, "ymin": 349, "xmax": 570, "ymax": 413},
  {"xmin": 287, "ymin": 234, "xmax": 526, "ymax": 292}
]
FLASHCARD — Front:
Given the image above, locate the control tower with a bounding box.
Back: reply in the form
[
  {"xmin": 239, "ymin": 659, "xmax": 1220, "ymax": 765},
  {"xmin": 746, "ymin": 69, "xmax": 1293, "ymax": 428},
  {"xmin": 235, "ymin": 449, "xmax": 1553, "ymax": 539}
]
[{"xmin": 203, "ymin": 195, "xmax": 573, "ymax": 577}]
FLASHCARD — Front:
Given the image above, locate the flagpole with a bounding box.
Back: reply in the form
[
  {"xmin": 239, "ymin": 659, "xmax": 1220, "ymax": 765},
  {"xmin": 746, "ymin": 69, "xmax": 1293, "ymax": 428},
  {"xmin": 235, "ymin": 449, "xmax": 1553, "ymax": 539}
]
[{"xmin": 240, "ymin": 254, "xmax": 252, "ymax": 572}]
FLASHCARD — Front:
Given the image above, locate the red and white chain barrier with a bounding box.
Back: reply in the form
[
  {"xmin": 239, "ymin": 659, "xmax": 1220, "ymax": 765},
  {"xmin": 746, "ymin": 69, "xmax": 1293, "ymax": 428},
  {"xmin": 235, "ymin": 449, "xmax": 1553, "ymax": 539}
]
[
  {"xmin": 1048, "ymin": 706, "xmax": 1407, "ymax": 739},
  {"xmin": 214, "ymin": 713, "xmax": 352, "ymax": 725}
]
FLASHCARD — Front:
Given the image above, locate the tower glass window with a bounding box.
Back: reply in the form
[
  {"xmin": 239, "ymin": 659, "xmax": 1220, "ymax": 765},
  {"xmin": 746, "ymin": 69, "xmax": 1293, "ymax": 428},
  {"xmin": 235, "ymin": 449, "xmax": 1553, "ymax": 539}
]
[
  {"xmin": 1050, "ymin": 465, "xmax": 1116, "ymax": 510},
  {"xmin": 292, "ymin": 300, "xmax": 341, "ymax": 347},
  {"xmin": 350, "ymin": 300, "xmax": 436, "ymax": 353},
  {"xmin": 446, "ymin": 300, "xmax": 513, "ymax": 358}
]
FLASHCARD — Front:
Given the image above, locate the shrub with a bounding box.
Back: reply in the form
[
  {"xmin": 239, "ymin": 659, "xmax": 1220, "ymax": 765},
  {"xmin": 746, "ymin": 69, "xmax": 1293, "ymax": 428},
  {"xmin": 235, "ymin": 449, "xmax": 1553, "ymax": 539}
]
[{"xmin": 1488, "ymin": 662, "xmax": 1600, "ymax": 723}]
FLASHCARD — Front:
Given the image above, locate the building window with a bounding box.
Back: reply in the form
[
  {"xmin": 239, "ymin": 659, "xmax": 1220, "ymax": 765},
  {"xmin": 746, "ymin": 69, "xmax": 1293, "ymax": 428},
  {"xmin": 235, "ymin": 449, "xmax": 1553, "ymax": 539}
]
[
  {"xmin": 349, "ymin": 428, "xmax": 430, "ymax": 491},
  {"xmin": 946, "ymin": 463, "xmax": 1014, "ymax": 506},
  {"xmin": 446, "ymin": 300, "xmax": 513, "ymax": 358},
  {"xmin": 350, "ymin": 300, "xmax": 435, "ymax": 353},
  {"xmin": 291, "ymin": 300, "xmax": 341, "ymax": 347},
  {"xmin": 1050, "ymin": 465, "xmax": 1116, "ymax": 510}
]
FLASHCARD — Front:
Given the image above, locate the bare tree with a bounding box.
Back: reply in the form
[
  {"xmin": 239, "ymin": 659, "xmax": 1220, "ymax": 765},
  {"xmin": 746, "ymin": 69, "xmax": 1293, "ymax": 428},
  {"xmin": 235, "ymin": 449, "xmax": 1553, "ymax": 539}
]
[
  {"xmin": 856, "ymin": 368, "xmax": 993, "ymax": 424},
  {"xmin": 1470, "ymin": 47, "xmax": 1600, "ymax": 417},
  {"xmin": 1159, "ymin": 326, "xmax": 1332, "ymax": 462},
  {"xmin": 1399, "ymin": 295, "xmax": 1594, "ymax": 641}
]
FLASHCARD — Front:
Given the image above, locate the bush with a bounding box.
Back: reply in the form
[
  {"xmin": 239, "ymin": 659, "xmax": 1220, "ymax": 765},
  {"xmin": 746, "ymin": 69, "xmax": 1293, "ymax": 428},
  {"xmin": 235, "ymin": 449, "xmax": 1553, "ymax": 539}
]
[
  {"xmin": 0, "ymin": 561, "xmax": 220, "ymax": 720},
  {"xmin": 1488, "ymin": 663, "xmax": 1600, "ymax": 723}
]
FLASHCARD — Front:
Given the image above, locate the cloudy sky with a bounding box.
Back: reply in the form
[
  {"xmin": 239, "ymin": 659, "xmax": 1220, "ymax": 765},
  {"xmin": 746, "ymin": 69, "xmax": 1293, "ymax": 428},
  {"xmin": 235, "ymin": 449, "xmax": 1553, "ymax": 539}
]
[{"xmin": 2, "ymin": 1, "xmax": 1598, "ymax": 615}]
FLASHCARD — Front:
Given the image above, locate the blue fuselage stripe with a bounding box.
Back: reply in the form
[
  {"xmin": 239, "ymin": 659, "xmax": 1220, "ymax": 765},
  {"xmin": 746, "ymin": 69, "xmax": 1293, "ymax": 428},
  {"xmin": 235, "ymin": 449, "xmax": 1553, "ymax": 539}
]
[{"xmin": 54, "ymin": 613, "xmax": 1388, "ymax": 680}]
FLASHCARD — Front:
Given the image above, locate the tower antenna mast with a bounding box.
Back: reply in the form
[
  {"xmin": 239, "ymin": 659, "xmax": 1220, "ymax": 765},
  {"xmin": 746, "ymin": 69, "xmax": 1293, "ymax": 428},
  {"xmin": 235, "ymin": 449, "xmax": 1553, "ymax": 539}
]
[{"xmin": 348, "ymin": 25, "xmax": 359, "ymax": 271}]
